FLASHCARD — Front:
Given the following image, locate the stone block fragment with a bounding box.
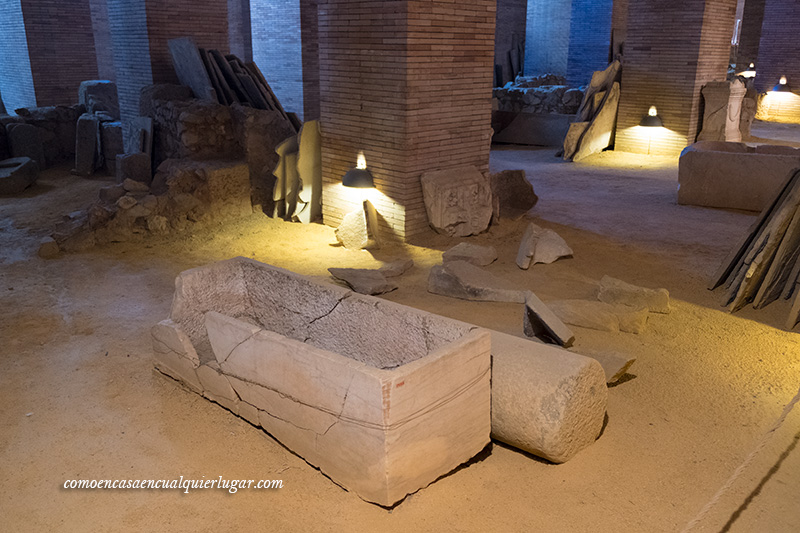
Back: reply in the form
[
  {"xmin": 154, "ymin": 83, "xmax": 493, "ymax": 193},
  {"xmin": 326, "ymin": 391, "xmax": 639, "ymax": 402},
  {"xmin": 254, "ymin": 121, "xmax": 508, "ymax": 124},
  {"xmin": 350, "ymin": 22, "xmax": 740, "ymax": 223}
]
[
  {"xmin": 489, "ymin": 169, "xmax": 538, "ymax": 220},
  {"xmin": 0, "ymin": 157, "xmax": 38, "ymax": 195},
  {"xmin": 116, "ymin": 152, "xmax": 152, "ymax": 185},
  {"xmin": 37, "ymin": 236, "xmax": 59, "ymax": 259},
  {"xmin": 328, "ymin": 268, "xmax": 397, "ymax": 295},
  {"xmin": 571, "ymin": 82, "xmax": 621, "ymax": 162},
  {"xmin": 575, "ymin": 349, "xmax": 637, "ymax": 384},
  {"xmin": 597, "ymin": 275, "xmax": 670, "ymax": 314},
  {"xmin": 378, "ymin": 259, "xmax": 413, "ymax": 278},
  {"xmin": 548, "ymin": 299, "xmax": 648, "ymax": 334},
  {"xmin": 421, "ymin": 165, "xmax": 492, "ymax": 237},
  {"xmin": 335, "ymin": 208, "xmax": 369, "ymax": 250},
  {"xmin": 522, "ymin": 291, "xmax": 575, "ymax": 347},
  {"xmin": 100, "ymin": 121, "xmax": 123, "ymax": 174},
  {"xmin": 516, "ymin": 222, "xmax": 573, "ymax": 269},
  {"xmin": 442, "ymin": 242, "xmax": 498, "ymax": 266},
  {"xmin": 490, "ymin": 331, "xmax": 607, "ymax": 463},
  {"xmin": 79, "ymin": 80, "xmax": 120, "ymax": 119},
  {"xmin": 428, "ymin": 260, "xmax": 526, "ymax": 303},
  {"xmin": 74, "ymin": 113, "xmax": 100, "ymax": 176},
  {"xmin": 98, "ymin": 184, "xmax": 125, "ymax": 204},
  {"xmin": 168, "ymin": 37, "xmax": 217, "ymax": 102}
]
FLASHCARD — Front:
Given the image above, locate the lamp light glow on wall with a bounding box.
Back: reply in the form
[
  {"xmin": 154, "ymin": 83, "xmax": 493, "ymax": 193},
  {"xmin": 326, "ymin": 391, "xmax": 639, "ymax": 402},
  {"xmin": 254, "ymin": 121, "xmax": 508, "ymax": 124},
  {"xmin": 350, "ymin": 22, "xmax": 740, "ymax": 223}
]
[
  {"xmin": 772, "ymin": 75, "xmax": 792, "ymax": 93},
  {"xmin": 336, "ymin": 151, "xmax": 381, "ymax": 249}
]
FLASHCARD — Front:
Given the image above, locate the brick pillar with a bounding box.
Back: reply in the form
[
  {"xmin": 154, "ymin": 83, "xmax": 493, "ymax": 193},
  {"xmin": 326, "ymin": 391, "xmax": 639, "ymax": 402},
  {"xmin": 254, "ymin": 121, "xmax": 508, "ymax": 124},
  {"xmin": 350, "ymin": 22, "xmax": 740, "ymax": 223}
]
[
  {"xmin": 611, "ymin": 0, "xmax": 629, "ymax": 57},
  {"xmin": 495, "ymin": 0, "xmax": 527, "ymax": 86},
  {"xmin": 108, "ymin": 0, "xmax": 231, "ymax": 121},
  {"xmin": 755, "ymin": 0, "xmax": 800, "ymax": 94},
  {"xmin": 737, "ymin": 0, "xmax": 765, "ymax": 69},
  {"xmin": 615, "ymin": 0, "xmax": 738, "ymax": 155},
  {"xmin": 319, "ymin": 0, "xmax": 495, "ymax": 240},
  {"xmin": 0, "ymin": 0, "xmax": 36, "ymax": 111},
  {"xmin": 566, "ymin": 0, "xmax": 614, "ymax": 86},
  {"xmin": 90, "ymin": 0, "xmax": 116, "ymax": 81},
  {"xmin": 524, "ymin": 0, "xmax": 571, "ymax": 77},
  {"xmin": 300, "ymin": 0, "xmax": 320, "ymax": 120},
  {"xmin": 251, "ymin": 0, "xmax": 304, "ymax": 119}
]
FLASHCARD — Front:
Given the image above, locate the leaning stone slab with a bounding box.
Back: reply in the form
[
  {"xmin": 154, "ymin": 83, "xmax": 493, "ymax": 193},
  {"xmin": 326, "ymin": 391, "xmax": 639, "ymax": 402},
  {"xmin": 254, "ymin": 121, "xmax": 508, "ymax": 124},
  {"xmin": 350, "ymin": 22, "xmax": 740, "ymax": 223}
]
[
  {"xmin": 442, "ymin": 242, "xmax": 498, "ymax": 266},
  {"xmin": 328, "ymin": 268, "xmax": 397, "ymax": 295},
  {"xmin": 516, "ymin": 222, "xmax": 573, "ymax": 269},
  {"xmin": 421, "ymin": 165, "xmax": 492, "ymax": 237},
  {"xmin": 490, "ymin": 331, "xmax": 607, "ymax": 463},
  {"xmin": 548, "ymin": 299, "xmax": 648, "ymax": 334},
  {"xmin": 489, "ymin": 169, "xmax": 538, "ymax": 220},
  {"xmin": 0, "ymin": 157, "xmax": 38, "ymax": 195},
  {"xmin": 597, "ymin": 275, "xmax": 670, "ymax": 314},
  {"xmin": 428, "ymin": 260, "xmax": 526, "ymax": 303},
  {"xmin": 156, "ymin": 257, "xmax": 491, "ymax": 507},
  {"xmin": 522, "ymin": 291, "xmax": 575, "ymax": 347},
  {"xmin": 572, "ymin": 82, "xmax": 621, "ymax": 162},
  {"xmin": 168, "ymin": 37, "xmax": 217, "ymax": 102}
]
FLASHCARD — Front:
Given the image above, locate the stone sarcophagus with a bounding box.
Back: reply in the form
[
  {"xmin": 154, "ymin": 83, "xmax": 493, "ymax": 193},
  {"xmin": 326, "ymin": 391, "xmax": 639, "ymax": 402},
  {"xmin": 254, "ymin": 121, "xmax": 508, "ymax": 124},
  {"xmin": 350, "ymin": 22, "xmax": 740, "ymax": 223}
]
[{"xmin": 152, "ymin": 257, "xmax": 491, "ymax": 506}]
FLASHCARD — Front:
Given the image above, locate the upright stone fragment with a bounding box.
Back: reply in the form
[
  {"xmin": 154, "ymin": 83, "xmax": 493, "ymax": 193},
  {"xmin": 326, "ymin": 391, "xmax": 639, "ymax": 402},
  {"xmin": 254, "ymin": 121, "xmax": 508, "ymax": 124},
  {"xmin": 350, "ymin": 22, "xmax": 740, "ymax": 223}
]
[
  {"xmin": 335, "ymin": 208, "xmax": 369, "ymax": 250},
  {"xmin": 421, "ymin": 165, "xmax": 493, "ymax": 237},
  {"xmin": 597, "ymin": 275, "xmax": 670, "ymax": 313},
  {"xmin": 516, "ymin": 222, "xmax": 573, "ymax": 269},
  {"xmin": 428, "ymin": 260, "xmax": 526, "ymax": 303},
  {"xmin": 442, "ymin": 242, "xmax": 498, "ymax": 266},
  {"xmin": 74, "ymin": 113, "xmax": 100, "ymax": 176},
  {"xmin": 79, "ymin": 80, "xmax": 120, "ymax": 119},
  {"xmin": 490, "ymin": 331, "xmax": 607, "ymax": 463},
  {"xmin": 489, "ymin": 169, "xmax": 538, "ymax": 220},
  {"xmin": 100, "ymin": 122, "xmax": 123, "ymax": 174},
  {"xmin": 697, "ymin": 79, "xmax": 746, "ymax": 143},
  {"xmin": 0, "ymin": 157, "xmax": 39, "ymax": 195}
]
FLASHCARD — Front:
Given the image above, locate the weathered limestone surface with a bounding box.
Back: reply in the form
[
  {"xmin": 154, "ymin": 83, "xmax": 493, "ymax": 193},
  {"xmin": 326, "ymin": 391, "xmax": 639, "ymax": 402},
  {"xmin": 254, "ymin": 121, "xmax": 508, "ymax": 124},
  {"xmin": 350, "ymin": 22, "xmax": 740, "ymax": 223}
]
[
  {"xmin": 561, "ymin": 122, "xmax": 589, "ymax": 161},
  {"xmin": 489, "ymin": 170, "xmax": 538, "ymax": 220},
  {"xmin": 0, "ymin": 157, "xmax": 38, "ymax": 195},
  {"xmin": 428, "ymin": 260, "xmax": 526, "ymax": 303},
  {"xmin": 678, "ymin": 141, "xmax": 800, "ymax": 212},
  {"xmin": 295, "ymin": 120, "xmax": 322, "ymax": 223},
  {"xmin": 572, "ymin": 82, "xmax": 621, "ymax": 162},
  {"xmin": 328, "ymin": 268, "xmax": 397, "ymax": 295},
  {"xmin": 490, "ymin": 331, "xmax": 607, "ymax": 463},
  {"xmin": 378, "ymin": 259, "xmax": 414, "ymax": 278},
  {"xmin": 168, "ymin": 37, "xmax": 217, "ymax": 102},
  {"xmin": 576, "ymin": 349, "xmax": 637, "ymax": 384},
  {"xmin": 335, "ymin": 207, "xmax": 369, "ymax": 250},
  {"xmin": 522, "ymin": 291, "xmax": 575, "ymax": 347},
  {"xmin": 548, "ymin": 299, "xmax": 649, "ymax": 334},
  {"xmin": 123, "ymin": 117, "xmax": 153, "ymax": 156},
  {"xmin": 156, "ymin": 257, "xmax": 491, "ymax": 506},
  {"xmin": 597, "ymin": 275, "xmax": 670, "ymax": 314},
  {"xmin": 79, "ymin": 80, "xmax": 120, "ymax": 119},
  {"xmin": 421, "ymin": 165, "xmax": 492, "ymax": 237},
  {"xmin": 697, "ymin": 79, "xmax": 746, "ymax": 143},
  {"xmin": 442, "ymin": 243, "xmax": 498, "ymax": 266},
  {"xmin": 516, "ymin": 222, "xmax": 573, "ymax": 269}
]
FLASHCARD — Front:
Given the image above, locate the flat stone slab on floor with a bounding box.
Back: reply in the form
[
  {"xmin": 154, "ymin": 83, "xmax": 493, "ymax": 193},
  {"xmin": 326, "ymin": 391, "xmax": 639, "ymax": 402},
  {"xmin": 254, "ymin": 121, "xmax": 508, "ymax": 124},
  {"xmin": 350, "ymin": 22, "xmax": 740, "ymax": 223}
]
[
  {"xmin": 597, "ymin": 275, "xmax": 670, "ymax": 314},
  {"xmin": 548, "ymin": 299, "xmax": 649, "ymax": 334},
  {"xmin": 490, "ymin": 330, "xmax": 607, "ymax": 463},
  {"xmin": 428, "ymin": 260, "xmax": 526, "ymax": 303},
  {"xmin": 442, "ymin": 242, "xmax": 498, "ymax": 266},
  {"xmin": 328, "ymin": 267, "xmax": 397, "ymax": 295}
]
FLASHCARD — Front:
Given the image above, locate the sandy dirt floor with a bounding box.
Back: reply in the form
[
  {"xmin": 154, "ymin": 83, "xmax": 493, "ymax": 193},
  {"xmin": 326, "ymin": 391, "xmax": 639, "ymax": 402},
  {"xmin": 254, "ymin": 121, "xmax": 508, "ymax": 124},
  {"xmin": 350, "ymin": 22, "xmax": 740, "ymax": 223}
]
[{"xmin": 1, "ymin": 147, "xmax": 799, "ymax": 532}]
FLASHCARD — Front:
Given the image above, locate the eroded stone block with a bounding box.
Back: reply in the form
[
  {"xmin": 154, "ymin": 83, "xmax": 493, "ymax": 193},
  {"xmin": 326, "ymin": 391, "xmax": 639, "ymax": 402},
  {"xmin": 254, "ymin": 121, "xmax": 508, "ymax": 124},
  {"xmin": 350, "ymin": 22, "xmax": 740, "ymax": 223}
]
[
  {"xmin": 421, "ymin": 165, "xmax": 492, "ymax": 237},
  {"xmin": 428, "ymin": 260, "xmax": 526, "ymax": 303},
  {"xmin": 0, "ymin": 157, "xmax": 38, "ymax": 195},
  {"xmin": 516, "ymin": 222, "xmax": 573, "ymax": 269},
  {"xmin": 443, "ymin": 243, "xmax": 498, "ymax": 266},
  {"xmin": 328, "ymin": 268, "xmax": 397, "ymax": 295},
  {"xmin": 489, "ymin": 169, "xmax": 538, "ymax": 220},
  {"xmin": 548, "ymin": 299, "xmax": 649, "ymax": 334},
  {"xmin": 597, "ymin": 275, "xmax": 670, "ymax": 314}
]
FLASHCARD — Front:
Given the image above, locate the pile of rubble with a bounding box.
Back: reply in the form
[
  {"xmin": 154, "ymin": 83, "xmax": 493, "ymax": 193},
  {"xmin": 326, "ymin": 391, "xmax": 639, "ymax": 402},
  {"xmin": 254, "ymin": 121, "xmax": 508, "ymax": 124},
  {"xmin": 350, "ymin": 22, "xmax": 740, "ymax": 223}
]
[{"xmin": 493, "ymin": 78, "xmax": 584, "ymax": 115}]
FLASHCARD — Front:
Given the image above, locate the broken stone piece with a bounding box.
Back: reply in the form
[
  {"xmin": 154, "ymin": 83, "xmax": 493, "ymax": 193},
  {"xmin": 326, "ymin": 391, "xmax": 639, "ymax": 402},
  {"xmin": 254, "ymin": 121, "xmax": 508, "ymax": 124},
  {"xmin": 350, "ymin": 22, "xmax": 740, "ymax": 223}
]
[
  {"xmin": 123, "ymin": 178, "xmax": 150, "ymax": 193},
  {"xmin": 442, "ymin": 242, "xmax": 498, "ymax": 266},
  {"xmin": 328, "ymin": 268, "xmax": 398, "ymax": 295},
  {"xmin": 335, "ymin": 208, "xmax": 369, "ymax": 250},
  {"xmin": 74, "ymin": 113, "xmax": 100, "ymax": 176},
  {"xmin": 116, "ymin": 194, "xmax": 137, "ymax": 210},
  {"xmin": 0, "ymin": 157, "xmax": 38, "ymax": 195},
  {"xmin": 489, "ymin": 169, "xmax": 538, "ymax": 220},
  {"xmin": 377, "ymin": 259, "xmax": 413, "ymax": 278},
  {"xmin": 575, "ymin": 349, "xmax": 637, "ymax": 384},
  {"xmin": 523, "ymin": 292, "xmax": 575, "ymax": 347},
  {"xmin": 98, "ymin": 184, "xmax": 125, "ymax": 204},
  {"xmin": 516, "ymin": 222, "xmax": 573, "ymax": 269},
  {"xmin": 548, "ymin": 299, "xmax": 648, "ymax": 334},
  {"xmin": 116, "ymin": 152, "xmax": 152, "ymax": 185},
  {"xmin": 421, "ymin": 165, "xmax": 492, "ymax": 237},
  {"xmin": 37, "ymin": 236, "xmax": 59, "ymax": 259},
  {"xmin": 597, "ymin": 275, "xmax": 670, "ymax": 314},
  {"xmin": 428, "ymin": 260, "xmax": 526, "ymax": 303},
  {"xmin": 490, "ymin": 330, "xmax": 607, "ymax": 463},
  {"xmin": 78, "ymin": 80, "xmax": 120, "ymax": 119}
]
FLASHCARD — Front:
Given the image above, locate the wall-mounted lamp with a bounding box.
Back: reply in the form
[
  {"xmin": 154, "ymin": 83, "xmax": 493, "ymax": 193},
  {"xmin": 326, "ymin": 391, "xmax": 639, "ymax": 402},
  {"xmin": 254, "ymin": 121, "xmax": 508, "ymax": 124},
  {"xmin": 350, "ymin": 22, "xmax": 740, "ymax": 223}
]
[
  {"xmin": 741, "ymin": 63, "xmax": 756, "ymax": 78},
  {"xmin": 342, "ymin": 152, "xmax": 375, "ymax": 188},
  {"xmin": 640, "ymin": 106, "xmax": 663, "ymax": 127},
  {"xmin": 772, "ymin": 75, "xmax": 792, "ymax": 93}
]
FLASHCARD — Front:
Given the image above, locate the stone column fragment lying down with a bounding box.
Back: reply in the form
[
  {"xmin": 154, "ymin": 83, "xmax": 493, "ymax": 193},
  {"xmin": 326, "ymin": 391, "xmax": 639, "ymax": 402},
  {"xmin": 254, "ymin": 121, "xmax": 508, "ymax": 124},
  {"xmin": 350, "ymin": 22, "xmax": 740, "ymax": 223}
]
[
  {"xmin": 152, "ymin": 257, "xmax": 491, "ymax": 507},
  {"xmin": 490, "ymin": 331, "xmax": 607, "ymax": 463}
]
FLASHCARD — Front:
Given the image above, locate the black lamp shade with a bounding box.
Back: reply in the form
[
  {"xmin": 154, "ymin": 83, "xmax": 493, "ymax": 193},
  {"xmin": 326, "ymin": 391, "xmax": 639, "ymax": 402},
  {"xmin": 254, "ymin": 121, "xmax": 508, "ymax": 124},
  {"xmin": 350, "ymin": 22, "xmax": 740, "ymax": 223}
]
[
  {"xmin": 342, "ymin": 167, "xmax": 375, "ymax": 188},
  {"xmin": 640, "ymin": 114, "xmax": 663, "ymax": 127},
  {"xmin": 772, "ymin": 82, "xmax": 793, "ymax": 93}
]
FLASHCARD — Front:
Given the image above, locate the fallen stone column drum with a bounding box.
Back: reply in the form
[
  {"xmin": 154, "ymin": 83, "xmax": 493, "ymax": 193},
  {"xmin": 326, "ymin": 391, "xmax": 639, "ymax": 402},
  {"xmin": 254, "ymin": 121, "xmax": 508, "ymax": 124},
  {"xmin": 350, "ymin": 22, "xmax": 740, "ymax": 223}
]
[
  {"xmin": 490, "ymin": 331, "xmax": 607, "ymax": 463},
  {"xmin": 153, "ymin": 257, "xmax": 491, "ymax": 506}
]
